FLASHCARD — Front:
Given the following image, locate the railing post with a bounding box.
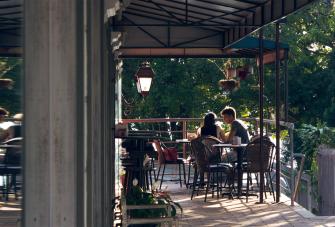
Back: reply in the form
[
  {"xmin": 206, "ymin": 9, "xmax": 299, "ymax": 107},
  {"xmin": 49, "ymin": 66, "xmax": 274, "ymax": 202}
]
[
  {"xmin": 182, "ymin": 120, "xmax": 187, "ymax": 158},
  {"xmin": 290, "ymin": 127, "xmax": 295, "ymax": 206},
  {"xmin": 307, "ymin": 175, "xmax": 312, "ymax": 211},
  {"xmin": 293, "ymin": 155, "xmax": 305, "ymax": 201}
]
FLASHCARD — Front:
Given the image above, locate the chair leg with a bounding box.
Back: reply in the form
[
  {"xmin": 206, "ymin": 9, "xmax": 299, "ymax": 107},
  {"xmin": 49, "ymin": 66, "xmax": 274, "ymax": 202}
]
[
  {"xmin": 266, "ymin": 172, "xmax": 276, "ymax": 201},
  {"xmin": 191, "ymin": 167, "xmax": 198, "ymax": 200},
  {"xmin": 12, "ymin": 174, "xmax": 18, "ymax": 200},
  {"xmin": 156, "ymin": 165, "xmax": 161, "ymax": 182},
  {"xmin": 178, "ymin": 163, "xmax": 182, "ymax": 187},
  {"xmin": 246, "ymin": 172, "xmax": 250, "ymax": 203},
  {"xmin": 228, "ymin": 171, "xmax": 234, "ymax": 199},
  {"xmin": 6, "ymin": 174, "xmax": 10, "ymax": 201},
  {"xmin": 151, "ymin": 159, "xmax": 156, "ymax": 180},
  {"xmin": 145, "ymin": 170, "xmax": 150, "ymax": 190},
  {"xmin": 267, "ymin": 172, "xmax": 275, "ymax": 201},
  {"xmin": 149, "ymin": 170, "xmax": 153, "ymax": 190},
  {"xmin": 216, "ymin": 171, "xmax": 220, "ymax": 199},
  {"xmin": 212, "ymin": 171, "xmax": 216, "ymax": 198},
  {"xmin": 204, "ymin": 172, "xmax": 211, "ymax": 202},
  {"xmin": 159, "ymin": 164, "xmax": 166, "ymax": 189},
  {"xmin": 182, "ymin": 163, "xmax": 187, "ymax": 187},
  {"xmin": 187, "ymin": 162, "xmax": 191, "ymax": 188}
]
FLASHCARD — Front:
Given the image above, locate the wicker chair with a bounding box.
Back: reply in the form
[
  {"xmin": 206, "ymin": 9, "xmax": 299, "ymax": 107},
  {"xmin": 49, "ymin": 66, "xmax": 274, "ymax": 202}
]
[
  {"xmin": 191, "ymin": 136, "xmax": 234, "ymax": 202},
  {"xmin": 243, "ymin": 137, "xmax": 275, "ymax": 202}
]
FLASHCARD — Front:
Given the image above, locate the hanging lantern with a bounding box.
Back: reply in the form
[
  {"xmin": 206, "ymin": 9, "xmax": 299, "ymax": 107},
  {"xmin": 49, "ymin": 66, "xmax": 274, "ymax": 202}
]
[{"xmin": 134, "ymin": 62, "xmax": 155, "ymax": 97}]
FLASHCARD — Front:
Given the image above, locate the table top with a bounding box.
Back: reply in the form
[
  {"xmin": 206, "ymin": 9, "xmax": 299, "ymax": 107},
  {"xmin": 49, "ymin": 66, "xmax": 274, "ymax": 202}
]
[
  {"xmin": 175, "ymin": 139, "xmax": 191, "ymax": 143},
  {"xmin": 0, "ymin": 144, "xmax": 21, "ymax": 148},
  {"xmin": 119, "ymin": 135, "xmax": 162, "ymax": 140},
  {"xmin": 212, "ymin": 143, "xmax": 248, "ymax": 148}
]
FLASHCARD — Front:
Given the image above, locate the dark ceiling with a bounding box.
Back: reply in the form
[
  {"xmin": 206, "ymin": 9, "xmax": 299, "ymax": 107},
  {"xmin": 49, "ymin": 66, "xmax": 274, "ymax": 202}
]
[{"xmin": 0, "ymin": 0, "xmax": 318, "ymax": 57}]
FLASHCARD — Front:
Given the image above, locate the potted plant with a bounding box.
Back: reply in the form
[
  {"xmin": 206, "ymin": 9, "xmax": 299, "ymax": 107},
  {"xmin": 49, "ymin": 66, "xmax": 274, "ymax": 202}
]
[{"xmin": 123, "ymin": 180, "xmax": 182, "ymax": 226}]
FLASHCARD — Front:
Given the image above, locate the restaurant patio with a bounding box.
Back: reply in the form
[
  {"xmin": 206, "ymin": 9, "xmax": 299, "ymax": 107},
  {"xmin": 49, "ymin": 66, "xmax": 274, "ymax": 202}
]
[{"xmin": 1, "ymin": 0, "xmax": 335, "ymax": 226}]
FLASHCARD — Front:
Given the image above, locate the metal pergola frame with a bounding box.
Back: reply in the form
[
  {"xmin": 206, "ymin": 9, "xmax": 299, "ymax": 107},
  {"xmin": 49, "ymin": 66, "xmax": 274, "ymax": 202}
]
[
  {"xmin": 119, "ymin": 32, "xmax": 289, "ymax": 203},
  {"xmin": 114, "ymin": 0, "xmax": 316, "ymax": 50},
  {"xmin": 113, "ymin": 0, "xmax": 301, "ymax": 204}
]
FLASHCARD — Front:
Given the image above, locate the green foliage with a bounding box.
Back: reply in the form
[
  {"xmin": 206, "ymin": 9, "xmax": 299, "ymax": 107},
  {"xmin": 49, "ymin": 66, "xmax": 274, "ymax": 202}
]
[
  {"xmin": 294, "ymin": 123, "xmax": 335, "ymax": 171},
  {"xmin": 122, "ymin": 57, "xmax": 273, "ymax": 120},
  {"xmin": 278, "ymin": 2, "xmax": 335, "ymax": 126},
  {"xmin": 126, "ymin": 186, "xmax": 182, "ymax": 220},
  {"xmin": 122, "ymin": 58, "xmax": 230, "ymax": 119},
  {"xmin": 0, "ymin": 57, "xmax": 22, "ymax": 115}
]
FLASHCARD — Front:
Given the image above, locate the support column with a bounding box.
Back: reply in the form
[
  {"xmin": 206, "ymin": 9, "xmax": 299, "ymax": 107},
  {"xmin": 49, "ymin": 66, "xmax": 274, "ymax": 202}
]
[
  {"xmin": 25, "ymin": 0, "xmax": 121, "ymax": 226},
  {"xmin": 24, "ymin": 0, "xmax": 84, "ymax": 226},
  {"xmin": 275, "ymin": 22, "xmax": 281, "ymax": 203},
  {"xmin": 86, "ymin": 1, "xmax": 118, "ymax": 226},
  {"xmin": 284, "ymin": 50, "xmax": 289, "ymax": 122},
  {"xmin": 259, "ymin": 29, "xmax": 265, "ymax": 203}
]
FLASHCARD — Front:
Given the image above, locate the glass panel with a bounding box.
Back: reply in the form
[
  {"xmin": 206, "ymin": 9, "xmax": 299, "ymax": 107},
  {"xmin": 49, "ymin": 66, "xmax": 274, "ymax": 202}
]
[{"xmin": 139, "ymin": 77, "xmax": 152, "ymax": 92}]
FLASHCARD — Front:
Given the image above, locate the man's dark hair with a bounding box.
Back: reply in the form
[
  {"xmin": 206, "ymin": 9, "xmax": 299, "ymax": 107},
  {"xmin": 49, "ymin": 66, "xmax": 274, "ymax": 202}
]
[{"xmin": 220, "ymin": 106, "xmax": 236, "ymax": 119}]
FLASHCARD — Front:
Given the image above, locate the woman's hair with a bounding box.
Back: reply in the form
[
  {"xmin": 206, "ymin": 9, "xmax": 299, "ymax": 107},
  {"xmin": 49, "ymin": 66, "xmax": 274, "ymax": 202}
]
[
  {"xmin": 201, "ymin": 112, "xmax": 217, "ymax": 137},
  {"xmin": 203, "ymin": 112, "xmax": 216, "ymax": 127}
]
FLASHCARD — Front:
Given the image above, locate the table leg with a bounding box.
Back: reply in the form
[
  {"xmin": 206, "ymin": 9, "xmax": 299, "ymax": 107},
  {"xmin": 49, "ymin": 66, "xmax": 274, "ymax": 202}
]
[{"xmin": 237, "ymin": 149, "xmax": 242, "ymax": 197}]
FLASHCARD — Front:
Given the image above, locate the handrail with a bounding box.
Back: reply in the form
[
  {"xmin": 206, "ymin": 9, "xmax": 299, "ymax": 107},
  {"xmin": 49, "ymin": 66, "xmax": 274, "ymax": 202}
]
[
  {"xmin": 121, "ymin": 118, "xmax": 202, "ymax": 123},
  {"xmin": 121, "ymin": 117, "xmax": 294, "ymax": 128}
]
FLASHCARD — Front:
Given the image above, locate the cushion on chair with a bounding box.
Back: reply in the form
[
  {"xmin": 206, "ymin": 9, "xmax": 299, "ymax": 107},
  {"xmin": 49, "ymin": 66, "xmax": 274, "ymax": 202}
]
[{"xmin": 163, "ymin": 147, "xmax": 178, "ymax": 161}]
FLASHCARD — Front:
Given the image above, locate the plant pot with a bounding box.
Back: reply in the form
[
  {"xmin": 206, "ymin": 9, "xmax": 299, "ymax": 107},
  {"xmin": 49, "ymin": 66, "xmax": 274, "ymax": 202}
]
[
  {"xmin": 237, "ymin": 69, "xmax": 248, "ymax": 80},
  {"xmin": 0, "ymin": 78, "xmax": 14, "ymax": 89},
  {"xmin": 225, "ymin": 68, "xmax": 236, "ymax": 79},
  {"xmin": 219, "ymin": 79, "xmax": 239, "ymax": 92}
]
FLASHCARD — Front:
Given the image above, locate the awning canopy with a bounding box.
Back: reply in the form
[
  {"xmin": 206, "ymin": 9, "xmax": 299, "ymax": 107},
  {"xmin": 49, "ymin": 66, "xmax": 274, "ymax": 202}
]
[
  {"xmin": 0, "ymin": 0, "xmax": 317, "ymax": 57},
  {"xmin": 0, "ymin": 0, "xmax": 22, "ymax": 56},
  {"xmin": 116, "ymin": 0, "xmax": 315, "ymax": 57}
]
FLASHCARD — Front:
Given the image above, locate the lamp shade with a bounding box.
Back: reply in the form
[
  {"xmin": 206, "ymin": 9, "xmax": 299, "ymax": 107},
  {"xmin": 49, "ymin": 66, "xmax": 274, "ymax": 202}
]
[{"xmin": 134, "ymin": 62, "xmax": 155, "ymax": 97}]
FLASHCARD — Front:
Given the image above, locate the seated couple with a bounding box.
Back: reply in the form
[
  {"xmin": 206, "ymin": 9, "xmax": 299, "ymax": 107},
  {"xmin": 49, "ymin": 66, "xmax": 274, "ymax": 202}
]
[{"xmin": 196, "ymin": 106, "xmax": 250, "ymax": 162}]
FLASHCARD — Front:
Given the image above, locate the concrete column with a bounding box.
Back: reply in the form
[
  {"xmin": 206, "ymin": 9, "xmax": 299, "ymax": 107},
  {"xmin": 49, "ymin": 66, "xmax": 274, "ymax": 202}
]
[
  {"xmin": 24, "ymin": 0, "xmax": 83, "ymax": 226},
  {"xmin": 25, "ymin": 0, "xmax": 120, "ymax": 226},
  {"xmin": 86, "ymin": 1, "xmax": 119, "ymax": 227}
]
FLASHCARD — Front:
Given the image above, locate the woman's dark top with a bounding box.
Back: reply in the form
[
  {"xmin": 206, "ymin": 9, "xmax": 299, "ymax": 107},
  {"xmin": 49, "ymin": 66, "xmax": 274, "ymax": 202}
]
[{"xmin": 201, "ymin": 125, "xmax": 217, "ymax": 137}]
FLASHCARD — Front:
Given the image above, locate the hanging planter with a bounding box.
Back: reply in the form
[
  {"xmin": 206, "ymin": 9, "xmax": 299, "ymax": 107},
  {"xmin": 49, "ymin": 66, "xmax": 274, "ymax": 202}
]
[
  {"xmin": 237, "ymin": 65, "xmax": 254, "ymax": 80},
  {"xmin": 219, "ymin": 79, "xmax": 240, "ymax": 93},
  {"xmin": 237, "ymin": 67, "xmax": 248, "ymax": 80},
  {"xmin": 0, "ymin": 78, "xmax": 14, "ymax": 89}
]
